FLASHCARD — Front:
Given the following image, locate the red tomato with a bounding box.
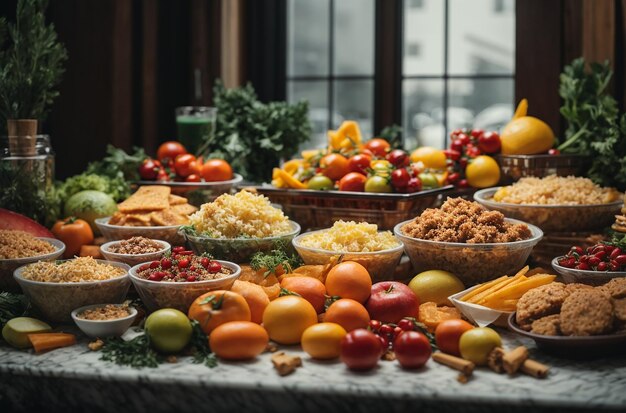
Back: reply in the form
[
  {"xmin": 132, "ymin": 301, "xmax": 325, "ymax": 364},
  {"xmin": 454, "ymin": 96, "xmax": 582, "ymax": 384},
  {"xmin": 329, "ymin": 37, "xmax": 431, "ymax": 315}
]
[
  {"xmin": 435, "ymin": 319, "xmax": 474, "ymax": 357},
  {"xmin": 156, "ymin": 168, "xmax": 170, "ymax": 181},
  {"xmin": 138, "ymin": 159, "xmax": 160, "ymax": 180},
  {"xmin": 348, "ymin": 154, "xmax": 372, "ymax": 174},
  {"xmin": 340, "ymin": 328, "xmax": 383, "ymax": 371},
  {"xmin": 465, "ymin": 144, "xmax": 482, "ymax": 158},
  {"xmin": 364, "ymin": 138, "xmax": 391, "ymax": 158},
  {"xmin": 548, "ymin": 148, "xmax": 560, "ymax": 155},
  {"xmin": 450, "ymin": 128, "xmax": 463, "ymax": 138},
  {"xmin": 185, "ymin": 174, "xmax": 201, "ymax": 182},
  {"xmin": 457, "ymin": 133, "xmax": 470, "ymax": 146},
  {"xmin": 386, "ymin": 149, "xmax": 410, "ymax": 167},
  {"xmin": 393, "ymin": 331, "xmax": 432, "ymax": 369},
  {"xmin": 201, "ymin": 159, "xmax": 233, "ymax": 182},
  {"xmin": 443, "ymin": 149, "xmax": 461, "ymax": 161},
  {"xmin": 338, "ymin": 172, "xmax": 367, "ymax": 192},
  {"xmin": 157, "ymin": 141, "xmax": 187, "ymax": 162},
  {"xmin": 477, "ymin": 131, "xmax": 501, "ymax": 154},
  {"xmin": 405, "ymin": 177, "xmax": 422, "ymax": 193},
  {"xmin": 447, "ymin": 172, "xmax": 461, "ymax": 184},
  {"xmin": 174, "ymin": 154, "xmax": 197, "ymax": 177},
  {"xmin": 391, "ymin": 168, "xmax": 410, "ymax": 189},
  {"xmin": 320, "ymin": 154, "xmax": 350, "ymax": 181},
  {"xmin": 470, "ymin": 128, "xmax": 484, "ymax": 139},
  {"xmin": 450, "ymin": 139, "xmax": 464, "ymax": 153}
]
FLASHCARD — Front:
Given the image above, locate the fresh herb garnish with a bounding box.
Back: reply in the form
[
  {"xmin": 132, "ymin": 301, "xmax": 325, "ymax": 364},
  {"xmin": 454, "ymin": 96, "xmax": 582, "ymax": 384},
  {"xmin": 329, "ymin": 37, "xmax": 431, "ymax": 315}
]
[
  {"xmin": 189, "ymin": 320, "xmax": 217, "ymax": 368},
  {"xmin": 250, "ymin": 246, "xmax": 302, "ymax": 277},
  {"xmin": 0, "ymin": 292, "xmax": 33, "ymax": 328},
  {"xmin": 100, "ymin": 334, "xmax": 160, "ymax": 368}
]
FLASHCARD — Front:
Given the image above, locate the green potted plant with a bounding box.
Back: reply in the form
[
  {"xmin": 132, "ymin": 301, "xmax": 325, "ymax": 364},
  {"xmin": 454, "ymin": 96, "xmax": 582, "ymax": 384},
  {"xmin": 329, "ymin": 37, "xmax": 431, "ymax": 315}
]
[{"xmin": 0, "ymin": 0, "xmax": 67, "ymax": 156}]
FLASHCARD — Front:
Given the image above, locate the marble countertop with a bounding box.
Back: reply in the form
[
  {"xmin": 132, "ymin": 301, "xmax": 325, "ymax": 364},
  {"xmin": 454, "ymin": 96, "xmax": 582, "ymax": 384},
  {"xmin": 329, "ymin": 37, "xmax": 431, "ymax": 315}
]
[{"xmin": 1, "ymin": 329, "xmax": 625, "ymax": 412}]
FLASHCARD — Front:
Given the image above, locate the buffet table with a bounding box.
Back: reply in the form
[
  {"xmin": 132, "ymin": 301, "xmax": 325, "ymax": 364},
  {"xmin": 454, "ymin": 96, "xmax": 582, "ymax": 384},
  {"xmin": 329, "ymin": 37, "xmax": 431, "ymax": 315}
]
[{"xmin": 1, "ymin": 329, "xmax": 624, "ymax": 413}]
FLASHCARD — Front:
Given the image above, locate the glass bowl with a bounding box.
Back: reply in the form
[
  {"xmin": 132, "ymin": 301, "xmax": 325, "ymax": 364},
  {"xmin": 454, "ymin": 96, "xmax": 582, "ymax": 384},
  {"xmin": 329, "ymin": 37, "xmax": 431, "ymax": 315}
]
[
  {"xmin": 128, "ymin": 260, "xmax": 241, "ymax": 312},
  {"xmin": 474, "ymin": 187, "xmax": 623, "ymax": 232},
  {"xmin": 394, "ymin": 218, "xmax": 543, "ymax": 286},
  {"xmin": 13, "ymin": 260, "xmax": 131, "ymax": 323},
  {"xmin": 71, "ymin": 304, "xmax": 138, "ymax": 338},
  {"xmin": 100, "ymin": 239, "xmax": 171, "ymax": 267},
  {"xmin": 181, "ymin": 221, "xmax": 301, "ymax": 263},
  {"xmin": 292, "ymin": 231, "xmax": 404, "ymax": 282},
  {"xmin": 0, "ymin": 238, "xmax": 65, "ymax": 292},
  {"xmin": 551, "ymin": 257, "xmax": 626, "ymax": 286},
  {"xmin": 96, "ymin": 217, "xmax": 184, "ymax": 245}
]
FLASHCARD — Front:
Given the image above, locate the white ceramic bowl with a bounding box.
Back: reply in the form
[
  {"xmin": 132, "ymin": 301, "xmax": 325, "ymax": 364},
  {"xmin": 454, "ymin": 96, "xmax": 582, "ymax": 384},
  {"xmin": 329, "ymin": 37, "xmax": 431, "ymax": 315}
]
[
  {"xmin": 100, "ymin": 239, "xmax": 171, "ymax": 266},
  {"xmin": 71, "ymin": 304, "xmax": 137, "ymax": 338},
  {"xmin": 0, "ymin": 238, "xmax": 65, "ymax": 292}
]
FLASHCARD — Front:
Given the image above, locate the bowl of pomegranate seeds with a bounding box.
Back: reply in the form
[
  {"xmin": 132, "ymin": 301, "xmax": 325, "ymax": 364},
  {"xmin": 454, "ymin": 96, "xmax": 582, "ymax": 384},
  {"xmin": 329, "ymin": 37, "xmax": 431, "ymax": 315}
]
[
  {"xmin": 552, "ymin": 243, "xmax": 626, "ymax": 286},
  {"xmin": 128, "ymin": 246, "xmax": 241, "ymax": 311}
]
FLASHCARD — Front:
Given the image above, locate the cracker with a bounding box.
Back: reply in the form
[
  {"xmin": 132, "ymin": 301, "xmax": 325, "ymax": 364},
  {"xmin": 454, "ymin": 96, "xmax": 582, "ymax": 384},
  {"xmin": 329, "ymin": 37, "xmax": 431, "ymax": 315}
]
[
  {"xmin": 611, "ymin": 223, "xmax": 626, "ymax": 232},
  {"xmin": 108, "ymin": 212, "xmax": 127, "ymax": 226},
  {"xmin": 150, "ymin": 209, "xmax": 188, "ymax": 226},
  {"xmin": 170, "ymin": 203, "xmax": 198, "ymax": 216},
  {"xmin": 118, "ymin": 186, "xmax": 171, "ymax": 212},
  {"xmin": 168, "ymin": 194, "xmax": 188, "ymax": 206}
]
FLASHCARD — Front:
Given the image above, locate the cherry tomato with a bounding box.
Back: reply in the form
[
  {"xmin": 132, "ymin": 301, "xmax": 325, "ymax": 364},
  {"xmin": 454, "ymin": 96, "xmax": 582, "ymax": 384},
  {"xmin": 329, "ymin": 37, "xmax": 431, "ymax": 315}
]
[
  {"xmin": 393, "ymin": 331, "xmax": 432, "ymax": 369},
  {"xmin": 157, "ymin": 141, "xmax": 187, "ymax": 162},
  {"xmin": 457, "ymin": 133, "xmax": 470, "ymax": 146},
  {"xmin": 201, "ymin": 159, "xmax": 233, "ymax": 182},
  {"xmin": 340, "ymin": 329, "xmax": 383, "ymax": 371},
  {"xmin": 307, "ymin": 175, "xmax": 334, "ymax": 190},
  {"xmin": 364, "ymin": 176, "xmax": 392, "ymax": 193},
  {"xmin": 156, "ymin": 168, "xmax": 170, "ymax": 181},
  {"xmin": 338, "ymin": 172, "xmax": 367, "ymax": 192},
  {"xmin": 435, "ymin": 319, "xmax": 474, "ymax": 357},
  {"xmin": 139, "ymin": 159, "xmax": 160, "ymax": 180},
  {"xmin": 477, "ymin": 131, "xmax": 501, "ymax": 154},
  {"xmin": 391, "ymin": 168, "xmax": 410, "ymax": 188},
  {"xmin": 443, "ymin": 149, "xmax": 461, "ymax": 161},
  {"xmin": 447, "ymin": 172, "xmax": 461, "ymax": 184},
  {"xmin": 185, "ymin": 174, "xmax": 201, "ymax": 182},
  {"xmin": 405, "ymin": 177, "xmax": 422, "ymax": 193},
  {"xmin": 364, "ymin": 138, "xmax": 391, "ymax": 158},
  {"xmin": 450, "ymin": 128, "xmax": 463, "ymax": 137},
  {"xmin": 320, "ymin": 153, "xmax": 350, "ymax": 181},
  {"xmin": 470, "ymin": 128, "xmax": 484, "ymax": 139},
  {"xmin": 348, "ymin": 154, "xmax": 372, "ymax": 174},
  {"xmin": 465, "ymin": 144, "xmax": 482, "ymax": 158},
  {"xmin": 450, "ymin": 139, "xmax": 464, "ymax": 153},
  {"xmin": 174, "ymin": 154, "xmax": 197, "ymax": 177},
  {"xmin": 386, "ymin": 149, "xmax": 410, "ymax": 168},
  {"xmin": 457, "ymin": 178, "xmax": 469, "ymax": 188},
  {"xmin": 548, "ymin": 148, "xmax": 560, "ymax": 155}
]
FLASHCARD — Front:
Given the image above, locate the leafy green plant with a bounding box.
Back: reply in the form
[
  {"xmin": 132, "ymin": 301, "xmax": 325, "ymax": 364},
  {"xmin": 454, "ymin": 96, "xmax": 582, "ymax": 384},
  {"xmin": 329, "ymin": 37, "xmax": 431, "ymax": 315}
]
[
  {"xmin": 558, "ymin": 58, "xmax": 626, "ymax": 190},
  {"xmin": 0, "ymin": 0, "xmax": 68, "ymax": 129},
  {"xmin": 202, "ymin": 81, "xmax": 312, "ymax": 183}
]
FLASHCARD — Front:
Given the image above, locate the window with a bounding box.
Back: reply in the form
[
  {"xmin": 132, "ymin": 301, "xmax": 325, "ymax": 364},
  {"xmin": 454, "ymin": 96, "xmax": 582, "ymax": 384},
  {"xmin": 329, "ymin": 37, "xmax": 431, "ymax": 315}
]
[{"xmin": 286, "ymin": 0, "xmax": 375, "ymax": 149}]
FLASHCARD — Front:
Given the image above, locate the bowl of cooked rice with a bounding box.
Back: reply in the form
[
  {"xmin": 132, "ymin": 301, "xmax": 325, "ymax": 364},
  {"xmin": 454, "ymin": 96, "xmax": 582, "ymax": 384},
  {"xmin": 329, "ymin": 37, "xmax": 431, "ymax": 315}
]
[
  {"xmin": 180, "ymin": 190, "xmax": 301, "ymax": 263},
  {"xmin": 13, "ymin": 257, "xmax": 131, "ymax": 322},
  {"xmin": 0, "ymin": 230, "xmax": 66, "ymax": 292},
  {"xmin": 292, "ymin": 220, "xmax": 404, "ymax": 281},
  {"xmin": 474, "ymin": 176, "xmax": 623, "ymax": 232}
]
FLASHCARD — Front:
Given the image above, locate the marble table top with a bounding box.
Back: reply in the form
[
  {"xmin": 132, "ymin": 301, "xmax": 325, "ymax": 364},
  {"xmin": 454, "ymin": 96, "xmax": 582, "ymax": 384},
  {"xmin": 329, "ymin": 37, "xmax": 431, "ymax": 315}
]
[{"xmin": 1, "ymin": 328, "xmax": 625, "ymax": 412}]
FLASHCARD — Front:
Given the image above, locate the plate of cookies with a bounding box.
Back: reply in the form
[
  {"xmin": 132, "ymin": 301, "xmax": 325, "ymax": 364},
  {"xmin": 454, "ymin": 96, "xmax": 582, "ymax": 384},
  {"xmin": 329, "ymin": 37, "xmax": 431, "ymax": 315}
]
[
  {"xmin": 508, "ymin": 279, "xmax": 626, "ymax": 354},
  {"xmin": 96, "ymin": 185, "xmax": 198, "ymax": 245}
]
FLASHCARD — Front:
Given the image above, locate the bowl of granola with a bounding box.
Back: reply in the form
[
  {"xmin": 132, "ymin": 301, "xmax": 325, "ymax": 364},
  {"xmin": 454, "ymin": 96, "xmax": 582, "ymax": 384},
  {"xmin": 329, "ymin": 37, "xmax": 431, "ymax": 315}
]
[
  {"xmin": 100, "ymin": 237, "xmax": 171, "ymax": 266},
  {"xmin": 474, "ymin": 176, "xmax": 623, "ymax": 232},
  {"xmin": 394, "ymin": 197, "xmax": 543, "ymax": 286},
  {"xmin": 71, "ymin": 303, "xmax": 138, "ymax": 338},
  {"xmin": 128, "ymin": 252, "xmax": 241, "ymax": 312},
  {"xmin": 292, "ymin": 220, "xmax": 404, "ymax": 281},
  {"xmin": 13, "ymin": 257, "xmax": 131, "ymax": 322}
]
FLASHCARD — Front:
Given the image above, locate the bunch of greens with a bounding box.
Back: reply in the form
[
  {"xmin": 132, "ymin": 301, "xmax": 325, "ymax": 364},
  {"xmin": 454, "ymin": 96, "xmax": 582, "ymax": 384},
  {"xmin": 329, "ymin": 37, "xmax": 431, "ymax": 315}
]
[
  {"xmin": 379, "ymin": 124, "xmax": 403, "ymax": 149},
  {"xmin": 558, "ymin": 58, "xmax": 626, "ymax": 190},
  {"xmin": 202, "ymin": 81, "xmax": 311, "ymax": 183},
  {"xmin": 250, "ymin": 246, "xmax": 303, "ymax": 277},
  {"xmin": 0, "ymin": 292, "xmax": 33, "ymax": 328},
  {"xmin": 0, "ymin": 0, "xmax": 67, "ymax": 128}
]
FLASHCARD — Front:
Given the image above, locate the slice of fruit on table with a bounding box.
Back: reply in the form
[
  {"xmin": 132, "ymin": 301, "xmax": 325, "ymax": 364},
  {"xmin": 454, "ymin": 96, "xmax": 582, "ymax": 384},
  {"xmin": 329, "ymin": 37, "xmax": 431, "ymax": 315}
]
[{"xmin": 2, "ymin": 317, "xmax": 52, "ymax": 349}]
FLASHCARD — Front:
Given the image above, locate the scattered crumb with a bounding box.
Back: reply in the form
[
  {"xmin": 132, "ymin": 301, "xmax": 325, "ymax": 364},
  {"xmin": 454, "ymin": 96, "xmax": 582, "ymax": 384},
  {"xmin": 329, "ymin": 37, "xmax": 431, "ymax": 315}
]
[
  {"xmin": 88, "ymin": 339, "xmax": 104, "ymax": 351},
  {"xmin": 265, "ymin": 343, "xmax": 278, "ymax": 353},
  {"xmin": 381, "ymin": 350, "xmax": 396, "ymax": 361},
  {"xmin": 271, "ymin": 352, "xmax": 302, "ymax": 376},
  {"xmin": 166, "ymin": 355, "xmax": 178, "ymax": 363}
]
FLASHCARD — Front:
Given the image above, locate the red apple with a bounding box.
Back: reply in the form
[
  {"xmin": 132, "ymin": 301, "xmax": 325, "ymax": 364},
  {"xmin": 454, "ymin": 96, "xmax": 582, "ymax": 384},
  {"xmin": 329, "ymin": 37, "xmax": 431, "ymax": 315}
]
[{"xmin": 365, "ymin": 281, "xmax": 420, "ymax": 323}]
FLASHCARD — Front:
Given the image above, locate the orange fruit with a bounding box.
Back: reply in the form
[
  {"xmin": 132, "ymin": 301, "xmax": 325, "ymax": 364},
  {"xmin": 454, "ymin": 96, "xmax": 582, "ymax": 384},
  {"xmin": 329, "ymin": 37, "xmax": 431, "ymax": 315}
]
[
  {"xmin": 230, "ymin": 280, "xmax": 270, "ymax": 324},
  {"xmin": 320, "ymin": 153, "xmax": 350, "ymax": 181},
  {"xmin": 465, "ymin": 155, "xmax": 500, "ymax": 188},
  {"xmin": 209, "ymin": 321, "xmax": 269, "ymax": 360},
  {"xmin": 435, "ymin": 319, "xmax": 474, "ymax": 357},
  {"xmin": 280, "ymin": 276, "xmax": 327, "ymax": 313},
  {"xmin": 301, "ymin": 322, "xmax": 347, "ymax": 359},
  {"xmin": 188, "ymin": 290, "xmax": 251, "ymax": 334},
  {"xmin": 324, "ymin": 261, "xmax": 372, "ymax": 304},
  {"xmin": 200, "ymin": 159, "xmax": 233, "ymax": 182},
  {"xmin": 323, "ymin": 298, "xmax": 370, "ymax": 332},
  {"xmin": 262, "ymin": 295, "xmax": 318, "ymax": 345}
]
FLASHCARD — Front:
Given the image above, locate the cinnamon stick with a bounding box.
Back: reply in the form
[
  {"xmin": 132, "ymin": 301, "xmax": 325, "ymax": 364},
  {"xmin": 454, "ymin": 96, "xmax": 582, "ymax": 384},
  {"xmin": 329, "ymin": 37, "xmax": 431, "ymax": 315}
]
[
  {"xmin": 503, "ymin": 346, "xmax": 529, "ymax": 375},
  {"xmin": 520, "ymin": 358, "xmax": 549, "ymax": 379},
  {"xmin": 486, "ymin": 347, "xmax": 506, "ymax": 373},
  {"xmin": 432, "ymin": 351, "xmax": 475, "ymax": 376}
]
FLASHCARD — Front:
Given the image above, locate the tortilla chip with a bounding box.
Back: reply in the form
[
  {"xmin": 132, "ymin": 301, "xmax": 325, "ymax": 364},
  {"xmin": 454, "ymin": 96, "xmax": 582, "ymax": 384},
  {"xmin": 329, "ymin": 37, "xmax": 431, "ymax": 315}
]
[
  {"xmin": 118, "ymin": 186, "xmax": 170, "ymax": 213},
  {"xmin": 150, "ymin": 209, "xmax": 188, "ymax": 226},
  {"xmin": 170, "ymin": 203, "xmax": 198, "ymax": 216},
  {"xmin": 168, "ymin": 194, "xmax": 188, "ymax": 206},
  {"xmin": 108, "ymin": 212, "xmax": 127, "ymax": 226},
  {"xmin": 125, "ymin": 213, "xmax": 152, "ymax": 224}
]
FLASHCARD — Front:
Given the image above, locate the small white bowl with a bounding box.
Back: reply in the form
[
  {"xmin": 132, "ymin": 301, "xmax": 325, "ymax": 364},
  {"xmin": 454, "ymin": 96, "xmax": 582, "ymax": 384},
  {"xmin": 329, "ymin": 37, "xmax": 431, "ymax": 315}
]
[
  {"xmin": 100, "ymin": 239, "xmax": 171, "ymax": 266},
  {"xmin": 71, "ymin": 304, "xmax": 137, "ymax": 338}
]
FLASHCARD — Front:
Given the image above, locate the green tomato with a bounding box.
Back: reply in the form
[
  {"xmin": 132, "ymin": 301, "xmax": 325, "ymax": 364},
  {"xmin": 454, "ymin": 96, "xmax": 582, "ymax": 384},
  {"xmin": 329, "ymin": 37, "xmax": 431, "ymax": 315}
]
[
  {"xmin": 307, "ymin": 175, "xmax": 334, "ymax": 190},
  {"xmin": 364, "ymin": 176, "xmax": 393, "ymax": 193},
  {"xmin": 459, "ymin": 327, "xmax": 502, "ymax": 365},
  {"xmin": 145, "ymin": 309, "xmax": 192, "ymax": 353},
  {"xmin": 418, "ymin": 173, "xmax": 439, "ymax": 189}
]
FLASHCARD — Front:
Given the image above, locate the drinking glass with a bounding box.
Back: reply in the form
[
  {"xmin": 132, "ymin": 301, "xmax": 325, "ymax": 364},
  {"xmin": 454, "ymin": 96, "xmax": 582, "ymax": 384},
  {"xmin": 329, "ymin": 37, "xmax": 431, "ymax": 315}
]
[{"xmin": 175, "ymin": 106, "xmax": 217, "ymax": 155}]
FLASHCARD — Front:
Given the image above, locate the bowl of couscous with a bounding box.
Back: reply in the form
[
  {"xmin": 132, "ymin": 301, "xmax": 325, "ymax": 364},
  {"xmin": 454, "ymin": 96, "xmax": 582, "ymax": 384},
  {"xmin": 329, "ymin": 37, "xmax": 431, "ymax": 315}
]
[
  {"xmin": 180, "ymin": 190, "xmax": 301, "ymax": 263},
  {"xmin": 292, "ymin": 220, "xmax": 404, "ymax": 281},
  {"xmin": 14, "ymin": 257, "xmax": 131, "ymax": 322}
]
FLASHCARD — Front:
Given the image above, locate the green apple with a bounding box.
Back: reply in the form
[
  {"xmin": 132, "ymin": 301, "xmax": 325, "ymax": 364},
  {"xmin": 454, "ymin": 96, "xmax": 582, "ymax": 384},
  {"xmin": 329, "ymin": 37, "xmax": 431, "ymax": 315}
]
[
  {"xmin": 459, "ymin": 327, "xmax": 502, "ymax": 365},
  {"xmin": 145, "ymin": 308, "xmax": 192, "ymax": 353},
  {"xmin": 2, "ymin": 317, "xmax": 52, "ymax": 349},
  {"xmin": 408, "ymin": 270, "xmax": 465, "ymax": 306}
]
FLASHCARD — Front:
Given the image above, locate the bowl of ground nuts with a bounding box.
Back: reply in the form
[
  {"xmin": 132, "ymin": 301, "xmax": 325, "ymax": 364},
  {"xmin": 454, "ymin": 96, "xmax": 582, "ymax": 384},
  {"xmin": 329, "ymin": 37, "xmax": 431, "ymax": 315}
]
[
  {"xmin": 71, "ymin": 303, "xmax": 138, "ymax": 338},
  {"xmin": 100, "ymin": 237, "xmax": 171, "ymax": 267}
]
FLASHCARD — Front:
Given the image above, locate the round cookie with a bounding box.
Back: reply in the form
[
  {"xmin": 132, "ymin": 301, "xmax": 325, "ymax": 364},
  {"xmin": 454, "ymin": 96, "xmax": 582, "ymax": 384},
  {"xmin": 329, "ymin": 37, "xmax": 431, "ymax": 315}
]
[
  {"xmin": 559, "ymin": 290, "xmax": 614, "ymax": 336},
  {"xmin": 516, "ymin": 283, "xmax": 569, "ymax": 330},
  {"xmin": 530, "ymin": 314, "xmax": 561, "ymax": 336}
]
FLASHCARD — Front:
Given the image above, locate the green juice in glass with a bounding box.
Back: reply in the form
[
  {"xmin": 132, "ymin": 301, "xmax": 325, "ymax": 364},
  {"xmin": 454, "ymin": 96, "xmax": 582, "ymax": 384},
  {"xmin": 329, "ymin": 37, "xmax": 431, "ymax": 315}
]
[{"xmin": 176, "ymin": 115, "xmax": 216, "ymax": 155}]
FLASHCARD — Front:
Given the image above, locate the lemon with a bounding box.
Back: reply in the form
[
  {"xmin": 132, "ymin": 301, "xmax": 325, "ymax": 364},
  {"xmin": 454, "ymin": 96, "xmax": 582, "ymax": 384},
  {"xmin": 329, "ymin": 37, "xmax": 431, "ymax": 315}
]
[
  {"xmin": 408, "ymin": 270, "xmax": 465, "ymax": 305},
  {"xmin": 500, "ymin": 116, "xmax": 554, "ymax": 155},
  {"xmin": 410, "ymin": 147, "xmax": 447, "ymax": 169},
  {"xmin": 465, "ymin": 155, "xmax": 500, "ymax": 188}
]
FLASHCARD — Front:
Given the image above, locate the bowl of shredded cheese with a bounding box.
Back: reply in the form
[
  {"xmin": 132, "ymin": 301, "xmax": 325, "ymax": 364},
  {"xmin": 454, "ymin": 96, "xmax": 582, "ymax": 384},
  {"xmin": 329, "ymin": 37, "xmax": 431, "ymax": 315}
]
[
  {"xmin": 292, "ymin": 220, "xmax": 404, "ymax": 281},
  {"xmin": 14, "ymin": 257, "xmax": 131, "ymax": 322}
]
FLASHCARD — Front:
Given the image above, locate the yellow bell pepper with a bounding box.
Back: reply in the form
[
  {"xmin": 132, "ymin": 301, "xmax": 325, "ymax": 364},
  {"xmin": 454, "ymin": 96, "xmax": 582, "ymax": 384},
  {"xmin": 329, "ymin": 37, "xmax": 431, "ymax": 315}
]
[
  {"xmin": 283, "ymin": 159, "xmax": 304, "ymax": 175},
  {"xmin": 276, "ymin": 168, "xmax": 307, "ymax": 189},
  {"xmin": 327, "ymin": 120, "xmax": 362, "ymax": 152}
]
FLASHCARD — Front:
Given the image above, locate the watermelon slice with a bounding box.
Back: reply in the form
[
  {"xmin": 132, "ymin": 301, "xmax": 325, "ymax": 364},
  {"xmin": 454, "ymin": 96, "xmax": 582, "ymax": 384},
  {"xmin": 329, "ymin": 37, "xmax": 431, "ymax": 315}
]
[{"xmin": 0, "ymin": 208, "xmax": 54, "ymax": 238}]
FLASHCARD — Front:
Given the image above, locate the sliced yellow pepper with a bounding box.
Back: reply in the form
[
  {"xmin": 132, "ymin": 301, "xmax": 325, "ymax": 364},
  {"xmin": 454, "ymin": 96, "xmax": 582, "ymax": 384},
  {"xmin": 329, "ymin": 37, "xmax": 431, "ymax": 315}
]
[
  {"xmin": 327, "ymin": 120, "xmax": 362, "ymax": 152},
  {"xmin": 276, "ymin": 168, "xmax": 307, "ymax": 189},
  {"xmin": 283, "ymin": 159, "xmax": 304, "ymax": 175},
  {"xmin": 513, "ymin": 98, "xmax": 528, "ymax": 119}
]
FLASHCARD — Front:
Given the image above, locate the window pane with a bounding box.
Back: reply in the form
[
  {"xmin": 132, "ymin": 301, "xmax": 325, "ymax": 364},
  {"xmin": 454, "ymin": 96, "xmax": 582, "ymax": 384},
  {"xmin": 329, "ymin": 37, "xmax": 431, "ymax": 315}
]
[
  {"xmin": 288, "ymin": 80, "xmax": 330, "ymax": 149},
  {"xmin": 333, "ymin": 80, "xmax": 374, "ymax": 139},
  {"xmin": 334, "ymin": 0, "xmax": 375, "ymax": 75},
  {"xmin": 448, "ymin": 0, "xmax": 515, "ymax": 75},
  {"xmin": 447, "ymin": 78, "xmax": 514, "ymax": 134},
  {"xmin": 403, "ymin": 0, "xmax": 445, "ymax": 75},
  {"xmin": 287, "ymin": 0, "xmax": 330, "ymax": 76},
  {"xmin": 403, "ymin": 79, "xmax": 445, "ymax": 149}
]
